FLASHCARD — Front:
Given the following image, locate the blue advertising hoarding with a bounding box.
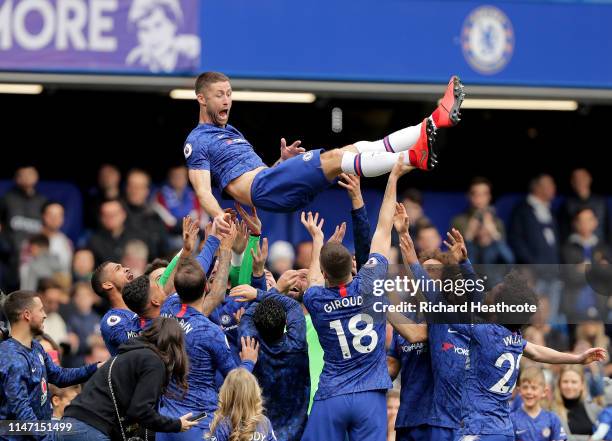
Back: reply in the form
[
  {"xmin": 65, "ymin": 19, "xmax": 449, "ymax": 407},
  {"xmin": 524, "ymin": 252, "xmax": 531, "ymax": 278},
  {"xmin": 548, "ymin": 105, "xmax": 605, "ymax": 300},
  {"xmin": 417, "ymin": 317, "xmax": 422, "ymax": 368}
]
[{"xmin": 0, "ymin": 0, "xmax": 611, "ymax": 88}]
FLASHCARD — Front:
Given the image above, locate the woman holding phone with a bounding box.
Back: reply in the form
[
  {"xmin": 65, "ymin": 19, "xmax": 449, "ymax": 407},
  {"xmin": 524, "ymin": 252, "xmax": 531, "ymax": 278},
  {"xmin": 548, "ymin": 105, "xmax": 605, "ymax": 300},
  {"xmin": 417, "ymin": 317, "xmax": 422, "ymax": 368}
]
[{"xmin": 59, "ymin": 317, "xmax": 198, "ymax": 440}]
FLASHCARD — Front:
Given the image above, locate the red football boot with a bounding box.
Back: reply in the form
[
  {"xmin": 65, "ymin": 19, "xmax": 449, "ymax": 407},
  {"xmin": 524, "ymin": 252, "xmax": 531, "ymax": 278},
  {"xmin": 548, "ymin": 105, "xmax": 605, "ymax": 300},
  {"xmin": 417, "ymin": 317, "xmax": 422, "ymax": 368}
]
[
  {"xmin": 408, "ymin": 118, "xmax": 438, "ymax": 171},
  {"xmin": 431, "ymin": 76, "xmax": 465, "ymax": 128}
]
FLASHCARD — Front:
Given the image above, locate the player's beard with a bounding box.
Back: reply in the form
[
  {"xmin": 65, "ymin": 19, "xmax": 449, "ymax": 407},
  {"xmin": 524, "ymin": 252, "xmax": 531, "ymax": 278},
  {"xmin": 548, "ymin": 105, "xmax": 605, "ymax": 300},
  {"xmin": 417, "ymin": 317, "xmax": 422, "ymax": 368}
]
[{"xmin": 30, "ymin": 321, "xmax": 44, "ymax": 336}]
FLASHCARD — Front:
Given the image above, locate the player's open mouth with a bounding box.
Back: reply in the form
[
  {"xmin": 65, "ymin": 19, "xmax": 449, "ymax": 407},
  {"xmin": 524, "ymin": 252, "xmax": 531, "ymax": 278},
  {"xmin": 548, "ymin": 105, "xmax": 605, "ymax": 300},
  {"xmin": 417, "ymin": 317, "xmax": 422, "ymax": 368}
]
[
  {"xmin": 219, "ymin": 109, "xmax": 228, "ymax": 118},
  {"xmin": 127, "ymin": 271, "xmax": 134, "ymax": 281}
]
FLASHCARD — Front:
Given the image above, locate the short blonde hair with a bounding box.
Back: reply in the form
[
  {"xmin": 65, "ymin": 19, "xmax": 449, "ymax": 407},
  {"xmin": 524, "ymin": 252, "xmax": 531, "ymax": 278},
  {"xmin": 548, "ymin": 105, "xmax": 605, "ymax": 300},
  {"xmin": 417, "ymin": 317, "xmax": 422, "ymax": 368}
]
[{"xmin": 518, "ymin": 366, "xmax": 546, "ymax": 387}]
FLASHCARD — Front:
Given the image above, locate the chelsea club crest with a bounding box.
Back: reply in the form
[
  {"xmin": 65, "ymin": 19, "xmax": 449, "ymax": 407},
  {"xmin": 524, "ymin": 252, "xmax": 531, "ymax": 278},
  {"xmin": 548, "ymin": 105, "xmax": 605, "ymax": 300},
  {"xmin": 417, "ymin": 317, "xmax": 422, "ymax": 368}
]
[{"xmin": 461, "ymin": 6, "xmax": 514, "ymax": 75}]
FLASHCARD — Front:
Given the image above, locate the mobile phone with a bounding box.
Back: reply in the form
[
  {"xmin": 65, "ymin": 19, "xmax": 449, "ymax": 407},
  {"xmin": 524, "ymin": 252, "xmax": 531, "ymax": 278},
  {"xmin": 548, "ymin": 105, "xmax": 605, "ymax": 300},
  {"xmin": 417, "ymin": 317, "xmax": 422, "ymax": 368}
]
[{"xmin": 188, "ymin": 411, "xmax": 207, "ymax": 422}]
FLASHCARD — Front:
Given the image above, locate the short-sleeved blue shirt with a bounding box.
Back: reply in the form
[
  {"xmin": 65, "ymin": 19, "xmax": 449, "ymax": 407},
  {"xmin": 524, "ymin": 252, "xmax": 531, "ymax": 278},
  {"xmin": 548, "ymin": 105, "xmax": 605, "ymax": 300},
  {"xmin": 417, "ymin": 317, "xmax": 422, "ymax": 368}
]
[
  {"xmin": 184, "ymin": 123, "xmax": 265, "ymax": 191},
  {"xmin": 303, "ymin": 253, "xmax": 392, "ymax": 401}
]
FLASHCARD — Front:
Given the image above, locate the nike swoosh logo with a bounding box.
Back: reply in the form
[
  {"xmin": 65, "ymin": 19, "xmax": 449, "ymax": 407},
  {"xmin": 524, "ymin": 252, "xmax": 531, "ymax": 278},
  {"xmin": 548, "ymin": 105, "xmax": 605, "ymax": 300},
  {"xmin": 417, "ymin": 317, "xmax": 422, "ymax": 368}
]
[
  {"xmin": 516, "ymin": 430, "xmax": 526, "ymax": 434},
  {"xmin": 447, "ymin": 329, "xmax": 459, "ymax": 334}
]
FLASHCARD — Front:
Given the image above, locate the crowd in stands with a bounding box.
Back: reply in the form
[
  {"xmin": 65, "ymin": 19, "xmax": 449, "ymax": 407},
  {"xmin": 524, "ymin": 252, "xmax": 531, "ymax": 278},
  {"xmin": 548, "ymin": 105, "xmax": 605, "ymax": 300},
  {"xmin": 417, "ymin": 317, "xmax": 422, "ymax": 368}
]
[{"xmin": 1, "ymin": 163, "xmax": 612, "ymax": 441}]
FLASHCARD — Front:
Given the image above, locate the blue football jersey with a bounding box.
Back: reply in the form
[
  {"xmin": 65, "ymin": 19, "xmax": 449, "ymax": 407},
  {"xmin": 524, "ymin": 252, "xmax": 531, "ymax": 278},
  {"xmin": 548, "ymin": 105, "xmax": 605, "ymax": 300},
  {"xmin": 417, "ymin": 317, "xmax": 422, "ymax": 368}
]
[
  {"xmin": 0, "ymin": 338, "xmax": 96, "ymax": 439},
  {"xmin": 428, "ymin": 323, "xmax": 470, "ymax": 429},
  {"xmin": 184, "ymin": 123, "xmax": 265, "ymax": 191},
  {"xmin": 303, "ymin": 253, "xmax": 392, "ymax": 401},
  {"xmin": 100, "ymin": 308, "xmax": 140, "ymax": 356},
  {"xmin": 387, "ymin": 331, "xmax": 432, "ymax": 429},
  {"xmin": 240, "ymin": 288, "xmax": 310, "ymax": 441},
  {"xmin": 457, "ymin": 323, "xmax": 527, "ymax": 437},
  {"xmin": 160, "ymin": 300, "xmax": 254, "ymax": 429},
  {"xmin": 511, "ymin": 407, "xmax": 567, "ymax": 441},
  {"xmin": 594, "ymin": 407, "xmax": 612, "ymax": 441}
]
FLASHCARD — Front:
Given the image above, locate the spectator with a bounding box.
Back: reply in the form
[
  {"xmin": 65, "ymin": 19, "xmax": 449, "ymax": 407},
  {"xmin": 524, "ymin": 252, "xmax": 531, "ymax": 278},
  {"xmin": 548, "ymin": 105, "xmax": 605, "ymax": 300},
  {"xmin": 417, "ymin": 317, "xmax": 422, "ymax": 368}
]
[
  {"xmin": 86, "ymin": 164, "xmax": 121, "ymax": 229},
  {"xmin": 83, "ymin": 335, "xmax": 111, "ymax": 365},
  {"xmin": 63, "ymin": 282, "xmax": 101, "ymax": 367},
  {"xmin": 208, "ymin": 368, "xmax": 277, "ymax": 441},
  {"xmin": 123, "ymin": 169, "xmax": 169, "ymax": 259},
  {"xmin": 41, "ymin": 201, "xmax": 73, "ymax": 273},
  {"xmin": 509, "ymin": 174, "xmax": 560, "ymax": 264},
  {"xmin": 153, "ymin": 165, "xmax": 206, "ymax": 249},
  {"xmin": 268, "ymin": 240, "xmax": 295, "ymax": 279},
  {"xmin": 37, "ymin": 279, "xmax": 70, "ymax": 348},
  {"xmin": 49, "ymin": 384, "xmax": 81, "ymax": 421},
  {"xmin": 414, "ymin": 224, "xmax": 442, "ymax": 255},
  {"xmin": 561, "ymin": 208, "xmax": 611, "ymax": 321},
  {"xmin": 464, "ymin": 214, "xmax": 513, "ymax": 265},
  {"xmin": 573, "ymin": 338, "xmax": 606, "ymax": 403},
  {"xmin": 295, "ymin": 241, "xmax": 313, "ymax": 270},
  {"xmin": 19, "ymin": 234, "xmax": 64, "ymax": 291},
  {"xmin": 529, "ymin": 296, "xmax": 570, "ymax": 352},
  {"xmin": 60, "ymin": 317, "xmax": 198, "ymax": 440},
  {"xmin": 560, "ymin": 168, "xmax": 608, "ymax": 241},
  {"xmin": 36, "ymin": 333, "xmax": 62, "ymax": 366},
  {"xmin": 452, "ymin": 177, "xmax": 506, "ymax": 238},
  {"xmin": 0, "ymin": 166, "xmax": 47, "ymax": 289},
  {"xmin": 72, "ymin": 249, "xmax": 95, "ymax": 283},
  {"xmin": 87, "ymin": 199, "xmax": 140, "ymax": 266},
  {"xmin": 121, "ymin": 239, "xmax": 149, "ymax": 278},
  {"xmin": 552, "ymin": 365, "xmax": 601, "ymax": 437}
]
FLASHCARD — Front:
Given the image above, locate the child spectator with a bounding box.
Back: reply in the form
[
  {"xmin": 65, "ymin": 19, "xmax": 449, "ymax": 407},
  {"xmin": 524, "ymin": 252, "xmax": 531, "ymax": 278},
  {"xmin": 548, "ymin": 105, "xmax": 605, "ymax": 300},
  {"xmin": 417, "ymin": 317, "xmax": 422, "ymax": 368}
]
[
  {"xmin": 50, "ymin": 384, "xmax": 81, "ymax": 421},
  {"xmin": 207, "ymin": 368, "xmax": 276, "ymax": 441},
  {"xmin": 510, "ymin": 366, "xmax": 566, "ymax": 441}
]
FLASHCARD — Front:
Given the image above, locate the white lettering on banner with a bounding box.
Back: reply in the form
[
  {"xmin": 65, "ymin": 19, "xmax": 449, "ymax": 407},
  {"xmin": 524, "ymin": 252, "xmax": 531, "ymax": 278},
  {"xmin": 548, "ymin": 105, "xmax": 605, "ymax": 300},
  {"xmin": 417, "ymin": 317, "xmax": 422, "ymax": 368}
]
[
  {"xmin": 0, "ymin": 0, "xmax": 117, "ymax": 51},
  {"xmin": 56, "ymin": 0, "xmax": 87, "ymax": 50},
  {"xmin": 14, "ymin": 0, "xmax": 55, "ymax": 50},
  {"xmin": 89, "ymin": 0, "xmax": 116, "ymax": 51}
]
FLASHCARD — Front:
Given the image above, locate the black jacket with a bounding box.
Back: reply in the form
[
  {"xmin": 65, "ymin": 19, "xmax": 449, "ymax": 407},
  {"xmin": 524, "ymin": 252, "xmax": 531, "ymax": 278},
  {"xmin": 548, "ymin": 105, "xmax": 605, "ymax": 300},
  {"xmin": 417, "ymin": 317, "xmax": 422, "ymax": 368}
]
[{"xmin": 64, "ymin": 340, "xmax": 182, "ymax": 436}]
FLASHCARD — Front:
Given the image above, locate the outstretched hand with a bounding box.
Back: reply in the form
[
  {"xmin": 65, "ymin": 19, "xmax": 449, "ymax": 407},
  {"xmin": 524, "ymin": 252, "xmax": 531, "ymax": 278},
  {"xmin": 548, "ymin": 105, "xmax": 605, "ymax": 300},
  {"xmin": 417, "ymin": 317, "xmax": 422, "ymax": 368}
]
[
  {"xmin": 328, "ymin": 222, "xmax": 347, "ymax": 244},
  {"xmin": 391, "ymin": 153, "xmax": 415, "ymax": 178},
  {"xmin": 578, "ymin": 347, "xmax": 608, "ymax": 365},
  {"xmin": 393, "ymin": 203, "xmax": 409, "ymax": 235},
  {"xmin": 300, "ymin": 211, "xmax": 324, "ymax": 243},
  {"xmin": 444, "ymin": 228, "xmax": 468, "ymax": 263},
  {"xmin": 235, "ymin": 203, "xmax": 262, "ymax": 236},
  {"xmin": 338, "ymin": 173, "xmax": 364, "ymax": 208},
  {"xmin": 240, "ymin": 336, "xmax": 259, "ymax": 363},
  {"xmin": 280, "ymin": 138, "xmax": 306, "ymax": 160},
  {"xmin": 276, "ymin": 269, "xmax": 302, "ymax": 293},
  {"xmin": 182, "ymin": 216, "xmax": 200, "ymax": 254},
  {"xmin": 229, "ymin": 284, "xmax": 258, "ymax": 302},
  {"xmin": 251, "ymin": 237, "xmax": 268, "ymax": 277},
  {"xmin": 219, "ymin": 221, "xmax": 238, "ymax": 251},
  {"xmin": 232, "ymin": 221, "xmax": 249, "ymax": 255},
  {"xmin": 399, "ymin": 229, "xmax": 418, "ymax": 265}
]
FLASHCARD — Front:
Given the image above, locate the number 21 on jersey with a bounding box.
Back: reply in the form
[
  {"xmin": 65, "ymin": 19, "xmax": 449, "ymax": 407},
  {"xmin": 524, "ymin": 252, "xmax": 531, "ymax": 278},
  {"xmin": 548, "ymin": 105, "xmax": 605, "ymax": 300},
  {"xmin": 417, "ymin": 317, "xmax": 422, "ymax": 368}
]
[{"xmin": 489, "ymin": 352, "xmax": 523, "ymax": 394}]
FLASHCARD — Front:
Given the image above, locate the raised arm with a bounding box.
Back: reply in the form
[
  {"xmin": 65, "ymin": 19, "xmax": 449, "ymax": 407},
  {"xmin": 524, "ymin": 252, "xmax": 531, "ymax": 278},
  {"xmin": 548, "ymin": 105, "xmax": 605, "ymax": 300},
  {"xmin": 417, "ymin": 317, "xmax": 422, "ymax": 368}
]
[
  {"xmin": 524, "ymin": 342, "xmax": 607, "ymax": 364},
  {"xmin": 202, "ymin": 222, "xmax": 236, "ymax": 316},
  {"xmin": 300, "ymin": 211, "xmax": 325, "ymax": 287},
  {"xmin": 370, "ymin": 155, "xmax": 413, "ymax": 258},
  {"xmin": 339, "ymin": 174, "xmax": 371, "ymax": 270},
  {"xmin": 188, "ymin": 169, "xmax": 228, "ymax": 225}
]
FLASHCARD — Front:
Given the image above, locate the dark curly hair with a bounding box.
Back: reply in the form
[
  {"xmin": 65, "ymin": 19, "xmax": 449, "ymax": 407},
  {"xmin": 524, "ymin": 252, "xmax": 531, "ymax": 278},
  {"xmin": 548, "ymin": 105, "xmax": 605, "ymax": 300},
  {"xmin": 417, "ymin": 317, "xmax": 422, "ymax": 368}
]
[
  {"xmin": 122, "ymin": 275, "xmax": 150, "ymax": 316},
  {"xmin": 253, "ymin": 298, "xmax": 286, "ymax": 344},
  {"xmin": 492, "ymin": 271, "xmax": 539, "ymax": 331}
]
